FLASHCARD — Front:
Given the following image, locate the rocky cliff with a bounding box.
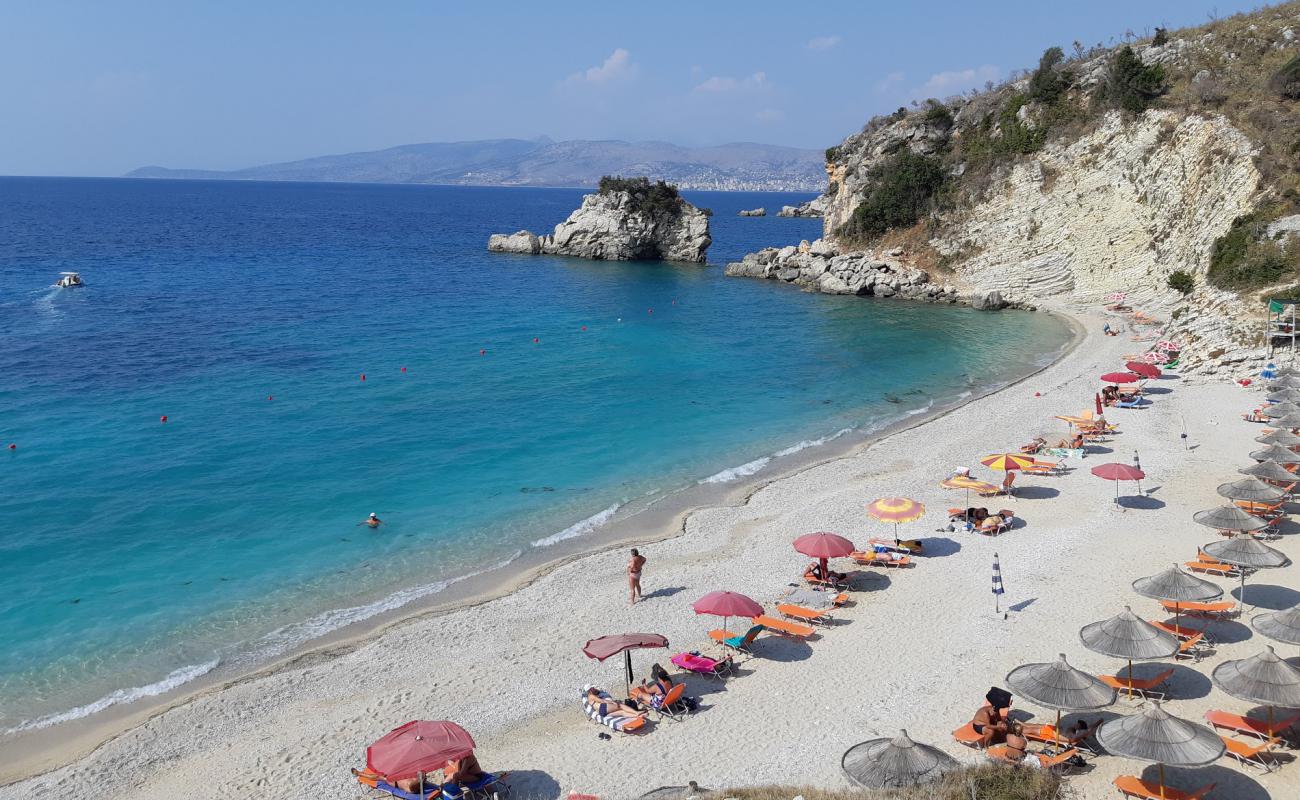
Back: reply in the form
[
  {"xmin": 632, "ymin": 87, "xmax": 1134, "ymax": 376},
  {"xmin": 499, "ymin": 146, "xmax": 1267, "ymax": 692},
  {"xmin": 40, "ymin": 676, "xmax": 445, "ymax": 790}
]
[
  {"xmin": 729, "ymin": 4, "xmax": 1300, "ymax": 375},
  {"xmin": 488, "ymin": 180, "xmax": 711, "ymax": 263}
]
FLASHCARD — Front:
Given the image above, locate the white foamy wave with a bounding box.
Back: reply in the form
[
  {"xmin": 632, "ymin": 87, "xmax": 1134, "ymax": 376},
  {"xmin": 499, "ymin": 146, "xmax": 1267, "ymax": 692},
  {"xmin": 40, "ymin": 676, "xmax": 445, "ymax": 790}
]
[
  {"xmin": 5, "ymin": 659, "xmax": 220, "ymax": 734},
  {"xmin": 773, "ymin": 427, "xmax": 852, "ymax": 458},
  {"xmin": 244, "ymin": 553, "xmax": 522, "ymax": 662},
  {"xmin": 700, "ymin": 455, "xmax": 772, "ymax": 484},
  {"xmin": 905, "ymin": 398, "xmax": 937, "ymax": 416},
  {"xmin": 531, "ymin": 504, "xmax": 621, "ymax": 547}
]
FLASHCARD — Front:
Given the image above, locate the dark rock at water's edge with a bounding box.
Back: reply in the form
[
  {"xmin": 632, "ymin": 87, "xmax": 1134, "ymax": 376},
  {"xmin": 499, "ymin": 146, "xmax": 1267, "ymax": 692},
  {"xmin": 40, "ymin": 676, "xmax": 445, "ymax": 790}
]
[{"xmin": 488, "ymin": 180, "xmax": 711, "ymax": 263}]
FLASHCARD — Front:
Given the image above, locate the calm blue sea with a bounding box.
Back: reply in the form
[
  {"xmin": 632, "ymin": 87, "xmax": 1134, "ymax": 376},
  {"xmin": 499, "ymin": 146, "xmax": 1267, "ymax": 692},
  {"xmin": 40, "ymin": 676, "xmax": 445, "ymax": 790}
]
[{"xmin": 0, "ymin": 177, "xmax": 1072, "ymax": 732}]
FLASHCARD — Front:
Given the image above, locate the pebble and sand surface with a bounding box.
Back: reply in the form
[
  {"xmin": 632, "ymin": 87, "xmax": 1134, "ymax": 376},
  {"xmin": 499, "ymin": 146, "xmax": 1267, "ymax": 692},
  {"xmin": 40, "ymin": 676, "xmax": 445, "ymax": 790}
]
[{"xmin": 2, "ymin": 308, "xmax": 1297, "ymax": 800}]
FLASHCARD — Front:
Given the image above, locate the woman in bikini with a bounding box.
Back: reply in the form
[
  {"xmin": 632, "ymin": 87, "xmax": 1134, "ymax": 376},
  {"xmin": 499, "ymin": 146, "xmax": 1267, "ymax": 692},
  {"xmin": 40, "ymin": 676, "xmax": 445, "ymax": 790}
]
[
  {"xmin": 628, "ymin": 548, "xmax": 646, "ymax": 604},
  {"xmin": 586, "ymin": 686, "xmax": 645, "ymax": 719}
]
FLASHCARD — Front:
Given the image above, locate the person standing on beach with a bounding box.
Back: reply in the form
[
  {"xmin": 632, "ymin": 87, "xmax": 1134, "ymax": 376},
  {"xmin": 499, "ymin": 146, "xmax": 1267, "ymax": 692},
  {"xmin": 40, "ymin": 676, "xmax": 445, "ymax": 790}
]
[{"xmin": 628, "ymin": 548, "xmax": 646, "ymax": 604}]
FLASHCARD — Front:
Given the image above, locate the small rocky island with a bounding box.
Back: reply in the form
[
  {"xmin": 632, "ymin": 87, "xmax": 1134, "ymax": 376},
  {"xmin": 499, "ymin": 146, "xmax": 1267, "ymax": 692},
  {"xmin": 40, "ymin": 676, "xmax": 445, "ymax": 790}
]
[{"xmin": 488, "ymin": 176, "xmax": 711, "ymax": 263}]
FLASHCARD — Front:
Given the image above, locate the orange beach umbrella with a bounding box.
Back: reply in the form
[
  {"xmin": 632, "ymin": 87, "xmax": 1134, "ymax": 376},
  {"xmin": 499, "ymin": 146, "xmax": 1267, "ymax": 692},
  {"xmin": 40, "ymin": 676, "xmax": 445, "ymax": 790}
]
[
  {"xmin": 866, "ymin": 497, "xmax": 925, "ymax": 539},
  {"xmin": 980, "ymin": 454, "xmax": 1035, "ymax": 472}
]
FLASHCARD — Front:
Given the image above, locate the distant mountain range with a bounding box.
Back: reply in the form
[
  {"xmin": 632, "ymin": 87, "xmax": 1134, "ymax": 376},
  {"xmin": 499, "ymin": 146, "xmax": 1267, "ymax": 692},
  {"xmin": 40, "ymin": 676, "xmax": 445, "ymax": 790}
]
[{"xmin": 126, "ymin": 137, "xmax": 826, "ymax": 192}]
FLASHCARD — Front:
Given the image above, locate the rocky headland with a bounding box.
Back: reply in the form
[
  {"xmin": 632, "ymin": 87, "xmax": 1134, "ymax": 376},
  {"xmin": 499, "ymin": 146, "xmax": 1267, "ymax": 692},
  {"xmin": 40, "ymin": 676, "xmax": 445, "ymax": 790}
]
[
  {"xmin": 488, "ymin": 177, "xmax": 711, "ymax": 263},
  {"xmin": 727, "ymin": 5, "xmax": 1300, "ymax": 374}
]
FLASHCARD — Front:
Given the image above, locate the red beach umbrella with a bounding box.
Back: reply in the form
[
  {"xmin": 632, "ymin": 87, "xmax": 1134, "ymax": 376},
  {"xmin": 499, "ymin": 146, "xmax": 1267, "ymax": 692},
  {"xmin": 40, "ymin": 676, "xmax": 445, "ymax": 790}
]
[
  {"xmin": 1091, "ymin": 462, "xmax": 1146, "ymax": 504},
  {"xmin": 692, "ymin": 590, "xmax": 763, "ymax": 632},
  {"xmin": 366, "ymin": 720, "xmax": 476, "ymax": 784},
  {"xmin": 1100, "ymin": 371, "xmax": 1142, "ymax": 384},
  {"xmin": 583, "ymin": 633, "xmax": 668, "ymax": 696},
  {"xmin": 1125, "ymin": 361, "xmax": 1161, "ymax": 379},
  {"xmin": 792, "ymin": 532, "xmax": 855, "ymax": 581}
]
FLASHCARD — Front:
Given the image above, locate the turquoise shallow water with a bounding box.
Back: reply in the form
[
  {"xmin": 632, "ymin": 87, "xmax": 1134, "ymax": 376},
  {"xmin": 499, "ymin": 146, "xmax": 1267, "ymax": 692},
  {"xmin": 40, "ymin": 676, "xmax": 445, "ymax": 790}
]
[{"xmin": 0, "ymin": 178, "xmax": 1072, "ymax": 732}]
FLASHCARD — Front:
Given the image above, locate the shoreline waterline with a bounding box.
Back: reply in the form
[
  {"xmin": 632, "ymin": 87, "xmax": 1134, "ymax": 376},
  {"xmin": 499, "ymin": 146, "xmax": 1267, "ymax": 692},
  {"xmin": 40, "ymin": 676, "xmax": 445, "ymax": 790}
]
[{"xmin": 0, "ymin": 307, "xmax": 1083, "ymax": 786}]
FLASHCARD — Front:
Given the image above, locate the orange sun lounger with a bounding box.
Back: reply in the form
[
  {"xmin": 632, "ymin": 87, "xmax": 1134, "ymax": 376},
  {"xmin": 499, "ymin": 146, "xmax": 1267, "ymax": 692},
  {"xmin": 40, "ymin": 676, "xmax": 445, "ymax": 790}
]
[
  {"xmin": 850, "ymin": 550, "xmax": 911, "ymax": 568},
  {"xmin": 775, "ymin": 603, "xmax": 832, "ymax": 624},
  {"xmin": 1022, "ymin": 723, "xmax": 1099, "ymax": 753},
  {"xmin": 987, "ymin": 745, "xmax": 1081, "ymax": 770},
  {"xmin": 751, "ymin": 615, "xmax": 816, "ymax": 638},
  {"xmin": 1220, "ymin": 734, "xmax": 1281, "ymax": 771},
  {"xmin": 1185, "ymin": 560, "xmax": 1240, "ymax": 577},
  {"xmin": 1160, "ymin": 599, "xmax": 1237, "ymax": 618},
  {"xmin": 1098, "ymin": 668, "xmax": 1174, "ymax": 700},
  {"xmin": 1205, "ymin": 709, "xmax": 1300, "ymax": 741},
  {"xmin": 1113, "ymin": 776, "xmax": 1214, "ymax": 800},
  {"xmin": 952, "ymin": 722, "xmax": 984, "ymax": 749}
]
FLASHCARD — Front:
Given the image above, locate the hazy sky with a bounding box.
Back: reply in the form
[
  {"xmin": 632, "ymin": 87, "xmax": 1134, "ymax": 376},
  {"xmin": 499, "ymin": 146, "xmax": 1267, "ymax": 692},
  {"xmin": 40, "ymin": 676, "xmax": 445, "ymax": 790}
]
[{"xmin": 0, "ymin": 0, "xmax": 1263, "ymax": 176}]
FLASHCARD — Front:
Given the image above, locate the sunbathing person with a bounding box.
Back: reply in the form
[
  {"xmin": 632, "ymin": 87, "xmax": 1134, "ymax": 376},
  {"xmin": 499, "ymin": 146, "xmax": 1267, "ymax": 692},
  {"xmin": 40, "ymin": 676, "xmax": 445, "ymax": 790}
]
[
  {"xmin": 630, "ymin": 663, "xmax": 673, "ymax": 706},
  {"xmin": 586, "ymin": 686, "xmax": 646, "ymax": 719},
  {"xmin": 971, "ymin": 688, "xmax": 1021, "ymax": 747},
  {"xmin": 807, "ymin": 561, "xmax": 848, "ymax": 583},
  {"xmin": 1062, "ymin": 718, "xmax": 1099, "ymax": 741},
  {"xmin": 444, "ymin": 752, "xmax": 487, "ymax": 791},
  {"xmin": 1020, "ymin": 437, "xmax": 1046, "ymax": 454},
  {"xmin": 394, "ymin": 776, "xmax": 437, "ymax": 793},
  {"xmin": 992, "ymin": 733, "xmax": 1041, "ymax": 767}
]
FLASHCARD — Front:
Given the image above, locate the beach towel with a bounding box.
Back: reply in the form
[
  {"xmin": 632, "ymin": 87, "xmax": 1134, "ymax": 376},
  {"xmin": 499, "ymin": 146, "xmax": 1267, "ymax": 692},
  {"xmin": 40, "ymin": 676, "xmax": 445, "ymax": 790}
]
[{"xmin": 580, "ymin": 686, "xmax": 642, "ymax": 731}]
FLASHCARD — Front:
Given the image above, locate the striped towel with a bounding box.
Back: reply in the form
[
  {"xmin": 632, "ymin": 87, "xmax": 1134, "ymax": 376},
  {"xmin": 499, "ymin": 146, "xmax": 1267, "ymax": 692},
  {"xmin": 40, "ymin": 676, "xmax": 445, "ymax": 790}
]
[{"xmin": 580, "ymin": 685, "xmax": 637, "ymax": 731}]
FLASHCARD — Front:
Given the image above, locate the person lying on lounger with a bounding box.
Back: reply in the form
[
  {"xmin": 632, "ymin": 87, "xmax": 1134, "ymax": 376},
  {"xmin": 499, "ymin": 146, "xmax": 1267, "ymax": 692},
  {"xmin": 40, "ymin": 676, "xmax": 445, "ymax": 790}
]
[
  {"xmin": 992, "ymin": 734, "xmax": 1041, "ymax": 767},
  {"xmin": 630, "ymin": 664, "xmax": 673, "ymax": 706},
  {"xmin": 1020, "ymin": 437, "xmax": 1046, "ymax": 454},
  {"xmin": 1063, "ymin": 718, "xmax": 1099, "ymax": 741},
  {"xmin": 586, "ymin": 686, "xmax": 646, "ymax": 719},
  {"xmin": 444, "ymin": 752, "xmax": 487, "ymax": 790},
  {"xmin": 807, "ymin": 562, "xmax": 848, "ymax": 583}
]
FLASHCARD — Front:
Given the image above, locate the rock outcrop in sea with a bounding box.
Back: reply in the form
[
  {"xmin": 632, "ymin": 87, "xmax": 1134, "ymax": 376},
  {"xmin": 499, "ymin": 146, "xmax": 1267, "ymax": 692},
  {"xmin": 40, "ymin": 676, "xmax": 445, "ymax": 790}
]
[
  {"xmin": 488, "ymin": 179, "xmax": 711, "ymax": 263},
  {"xmin": 738, "ymin": 208, "xmax": 766, "ymax": 217}
]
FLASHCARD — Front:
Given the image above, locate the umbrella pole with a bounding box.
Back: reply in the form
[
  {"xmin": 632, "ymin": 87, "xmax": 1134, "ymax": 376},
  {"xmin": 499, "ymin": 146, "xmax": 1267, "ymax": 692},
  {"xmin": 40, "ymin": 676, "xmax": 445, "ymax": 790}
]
[
  {"xmin": 1126, "ymin": 658, "xmax": 1134, "ymax": 699},
  {"xmin": 625, "ymin": 650, "xmax": 633, "ymax": 698},
  {"xmin": 419, "ymin": 771, "xmax": 425, "ymax": 800},
  {"xmin": 1158, "ymin": 763, "xmax": 1166, "ymax": 799},
  {"xmin": 1239, "ymin": 571, "xmax": 1247, "ymax": 612},
  {"xmin": 1054, "ymin": 709, "xmax": 1061, "ymax": 752}
]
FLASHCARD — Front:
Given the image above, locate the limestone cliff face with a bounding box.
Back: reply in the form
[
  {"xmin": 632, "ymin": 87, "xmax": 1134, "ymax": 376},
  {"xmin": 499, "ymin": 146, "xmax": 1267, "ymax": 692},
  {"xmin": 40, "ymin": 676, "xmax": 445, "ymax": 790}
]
[{"xmin": 489, "ymin": 189, "xmax": 711, "ymax": 263}]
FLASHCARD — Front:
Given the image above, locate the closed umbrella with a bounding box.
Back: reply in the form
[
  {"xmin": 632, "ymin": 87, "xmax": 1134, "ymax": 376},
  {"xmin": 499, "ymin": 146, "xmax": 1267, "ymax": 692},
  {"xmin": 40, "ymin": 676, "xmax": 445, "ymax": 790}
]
[
  {"xmin": 691, "ymin": 591, "xmax": 762, "ymax": 633},
  {"xmin": 1262, "ymin": 401, "xmax": 1300, "ymax": 419},
  {"xmin": 1239, "ymin": 459, "xmax": 1297, "ymax": 483},
  {"xmin": 366, "ymin": 720, "xmax": 476, "ymax": 800},
  {"xmin": 583, "ymin": 633, "xmax": 669, "ymax": 697},
  {"xmin": 1211, "ymin": 645, "xmax": 1300, "ymax": 738},
  {"xmin": 1216, "ymin": 477, "xmax": 1285, "ymax": 503},
  {"xmin": 1255, "ymin": 428, "xmax": 1300, "ymax": 447},
  {"xmin": 792, "ymin": 532, "xmax": 855, "ymax": 584},
  {"xmin": 1249, "ymin": 443, "xmax": 1300, "ymax": 464},
  {"xmin": 841, "ymin": 729, "xmax": 959, "ymax": 789},
  {"xmin": 1132, "ymin": 565, "xmax": 1223, "ymax": 626},
  {"xmin": 1006, "ymin": 654, "xmax": 1116, "ymax": 747},
  {"xmin": 1080, "ymin": 606, "xmax": 1179, "ymax": 697},
  {"xmin": 1192, "ymin": 505, "xmax": 1267, "ymax": 535},
  {"xmin": 992, "ymin": 552, "xmax": 1005, "ymax": 614},
  {"xmin": 1201, "ymin": 537, "xmax": 1289, "ymax": 611},
  {"xmin": 1252, "ymin": 603, "xmax": 1300, "ymax": 647},
  {"xmin": 1096, "ymin": 703, "xmax": 1225, "ymax": 797},
  {"xmin": 1091, "ymin": 462, "xmax": 1146, "ymax": 504},
  {"xmin": 865, "ymin": 497, "xmax": 925, "ymax": 540}
]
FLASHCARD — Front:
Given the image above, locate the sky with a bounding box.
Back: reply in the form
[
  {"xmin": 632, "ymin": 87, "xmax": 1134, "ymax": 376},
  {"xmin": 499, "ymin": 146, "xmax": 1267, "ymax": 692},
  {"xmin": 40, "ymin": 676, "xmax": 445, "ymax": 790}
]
[{"xmin": 0, "ymin": 0, "xmax": 1268, "ymax": 176}]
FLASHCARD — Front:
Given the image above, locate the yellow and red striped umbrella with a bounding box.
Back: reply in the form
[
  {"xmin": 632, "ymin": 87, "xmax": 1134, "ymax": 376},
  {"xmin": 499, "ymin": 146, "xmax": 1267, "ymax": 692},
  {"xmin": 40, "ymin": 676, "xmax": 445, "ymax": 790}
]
[
  {"xmin": 980, "ymin": 453, "xmax": 1035, "ymax": 472},
  {"xmin": 866, "ymin": 496, "xmax": 925, "ymax": 523}
]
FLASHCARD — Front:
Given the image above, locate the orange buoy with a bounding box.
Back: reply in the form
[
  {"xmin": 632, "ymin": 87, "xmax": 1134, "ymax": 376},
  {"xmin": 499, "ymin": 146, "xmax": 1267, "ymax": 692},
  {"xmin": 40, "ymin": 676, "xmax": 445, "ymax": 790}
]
[{"xmin": 160, "ymin": 415, "xmax": 168, "ymax": 423}]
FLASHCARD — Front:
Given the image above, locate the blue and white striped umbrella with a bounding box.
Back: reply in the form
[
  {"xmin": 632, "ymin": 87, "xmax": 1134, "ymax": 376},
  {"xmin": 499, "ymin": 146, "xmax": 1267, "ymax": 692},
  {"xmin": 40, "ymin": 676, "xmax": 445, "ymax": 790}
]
[
  {"xmin": 1262, "ymin": 363, "xmax": 1278, "ymax": 380},
  {"xmin": 992, "ymin": 552, "xmax": 1005, "ymax": 612}
]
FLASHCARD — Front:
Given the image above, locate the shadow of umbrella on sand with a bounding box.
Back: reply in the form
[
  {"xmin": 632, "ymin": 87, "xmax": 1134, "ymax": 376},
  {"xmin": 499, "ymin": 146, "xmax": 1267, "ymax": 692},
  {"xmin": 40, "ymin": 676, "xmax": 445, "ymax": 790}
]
[{"xmin": 841, "ymin": 729, "xmax": 959, "ymax": 789}]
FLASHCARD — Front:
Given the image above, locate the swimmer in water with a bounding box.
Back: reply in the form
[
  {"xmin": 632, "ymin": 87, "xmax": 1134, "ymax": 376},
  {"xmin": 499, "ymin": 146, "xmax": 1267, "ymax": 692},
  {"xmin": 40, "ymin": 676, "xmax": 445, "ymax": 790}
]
[{"xmin": 362, "ymin": 512, "xmax": 382, "ymax": 529}]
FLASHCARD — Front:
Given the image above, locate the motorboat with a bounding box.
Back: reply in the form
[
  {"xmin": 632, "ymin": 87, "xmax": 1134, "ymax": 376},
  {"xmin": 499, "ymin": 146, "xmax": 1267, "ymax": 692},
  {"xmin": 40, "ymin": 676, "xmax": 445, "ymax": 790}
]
[{"xmin": 56, "ymin": 272, "xmax": 84, "ymax": 288}]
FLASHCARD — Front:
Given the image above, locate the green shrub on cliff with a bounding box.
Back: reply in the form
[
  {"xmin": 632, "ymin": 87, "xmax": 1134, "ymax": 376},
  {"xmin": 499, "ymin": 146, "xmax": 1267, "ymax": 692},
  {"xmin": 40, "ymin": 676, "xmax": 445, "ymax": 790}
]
[
  {"xmin": 1028, "ymin": 46, "xmax": 1071, "ymax": 105},
  {"xmin": 597, "ymin": 175, "xmax": 682, "ymax": 216},
  {"xmin": 923, "ymin": 100, "xmax": 954, "ymax": 130},
  {"xmin": 1208, "ymin": 212, "xmax": 1299, "ymax": 290},
  {"xmin": 1098, "ymin": 45, "xmax": 1167, "ymax": 113},
  {"xmin": 825, "ymin": 146, "xmax": 840, "ymax": 163},
  {"xmin": 1167, "ymin": 270, "xmax": 1195, "ymax": 294},
  {"xmin": 839, "ymin": 151, "xmax": 946, "ymax": 241}
]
